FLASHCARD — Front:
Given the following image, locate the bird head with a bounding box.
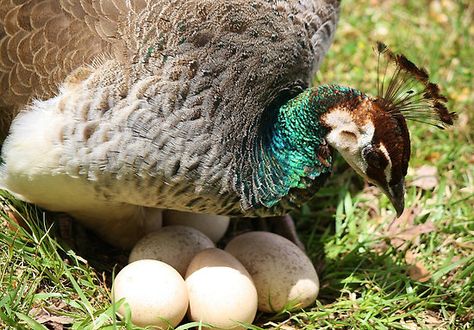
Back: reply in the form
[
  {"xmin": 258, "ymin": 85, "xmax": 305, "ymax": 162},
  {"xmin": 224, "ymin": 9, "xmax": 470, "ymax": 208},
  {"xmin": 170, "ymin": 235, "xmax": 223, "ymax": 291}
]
[{"xmin": 321, "ymin": 42, "xmax": 456, "ymax": 216}]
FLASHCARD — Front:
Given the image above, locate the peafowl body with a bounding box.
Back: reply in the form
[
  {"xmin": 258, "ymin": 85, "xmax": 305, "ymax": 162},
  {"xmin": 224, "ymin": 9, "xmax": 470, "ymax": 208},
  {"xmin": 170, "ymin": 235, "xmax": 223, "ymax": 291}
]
[{"xmin": 0, "ymin": 0, "xmax": 454, "ymax": 248}]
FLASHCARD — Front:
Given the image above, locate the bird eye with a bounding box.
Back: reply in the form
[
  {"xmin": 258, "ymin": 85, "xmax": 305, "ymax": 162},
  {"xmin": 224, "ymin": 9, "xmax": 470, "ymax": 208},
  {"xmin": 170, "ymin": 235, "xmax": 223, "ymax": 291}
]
[{"xmin": 362, "ymin": 146, "xmax": 387, "ymax": 170}]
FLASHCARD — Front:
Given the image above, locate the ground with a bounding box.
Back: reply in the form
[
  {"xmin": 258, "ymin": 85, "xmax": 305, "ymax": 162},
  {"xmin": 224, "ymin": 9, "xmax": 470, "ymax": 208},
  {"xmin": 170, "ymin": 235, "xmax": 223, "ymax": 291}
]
[{"xmin": 0, "ymin": 0, "xmax": 473, "ymax": 329}]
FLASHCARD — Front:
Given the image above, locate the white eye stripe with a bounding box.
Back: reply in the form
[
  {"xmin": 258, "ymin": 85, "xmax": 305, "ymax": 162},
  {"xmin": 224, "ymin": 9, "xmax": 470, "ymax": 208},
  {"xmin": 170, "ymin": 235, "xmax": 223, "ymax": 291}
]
[{"xmin": 379, "ymin": 143, "xmax": 392, "ymax": 183}]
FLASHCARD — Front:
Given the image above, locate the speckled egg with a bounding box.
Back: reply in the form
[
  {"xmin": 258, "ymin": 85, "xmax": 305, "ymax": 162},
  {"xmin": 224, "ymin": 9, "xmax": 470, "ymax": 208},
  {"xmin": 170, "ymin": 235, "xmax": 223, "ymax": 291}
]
[
  {"xmin": 112, "ymin": 259, "xmax": 188, "ymax": 329},
  {"xmin": 185, "ymin": 248, "xmax": 258, "ymax": 329},
  {"xmin": 129, "ymin": 225, "xmax": 214, "ymax": 276},
  {"xmin": 164, "ymin": 210, "xmax": 230, "ymax": 243},
  {"xmin": 225, "ymin": 231, "xmax": 319, "ymax": 313}
]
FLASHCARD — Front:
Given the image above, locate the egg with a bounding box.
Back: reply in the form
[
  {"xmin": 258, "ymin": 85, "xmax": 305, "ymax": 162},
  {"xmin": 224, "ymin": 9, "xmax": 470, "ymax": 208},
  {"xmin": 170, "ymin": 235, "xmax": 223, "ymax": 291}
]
[
  {"xmin": 164, "ymin": 210, "xmax": 230, "ymax": 243},
  {"xmin": 185, "ymin": 248, "xmax": 258, "ymax": 329},
  {"xmin": 225, "ymin": 231, "xmax": 319, "ymax": 313},
  {"xmin": 129, "ymin": 225, "xmax": 214, "ymax": 276},
  {"xmin": 112, "ymin": 259, "xmax": 188, "ymax": 329}
]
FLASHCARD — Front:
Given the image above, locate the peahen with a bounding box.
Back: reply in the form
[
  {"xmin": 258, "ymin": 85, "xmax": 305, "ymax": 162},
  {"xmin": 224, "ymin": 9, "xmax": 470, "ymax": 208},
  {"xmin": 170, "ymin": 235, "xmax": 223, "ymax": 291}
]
[{"xmin": 0, "ymin": 0, "xmax": 455, "ymax": 248}]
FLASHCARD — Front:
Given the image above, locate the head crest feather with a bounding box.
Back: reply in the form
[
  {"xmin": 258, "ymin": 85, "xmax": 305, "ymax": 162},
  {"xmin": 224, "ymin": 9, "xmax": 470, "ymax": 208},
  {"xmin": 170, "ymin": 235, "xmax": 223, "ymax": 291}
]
[{"xmin": 374, "ymin": 41, "xmax": 456, "ymax": 129}]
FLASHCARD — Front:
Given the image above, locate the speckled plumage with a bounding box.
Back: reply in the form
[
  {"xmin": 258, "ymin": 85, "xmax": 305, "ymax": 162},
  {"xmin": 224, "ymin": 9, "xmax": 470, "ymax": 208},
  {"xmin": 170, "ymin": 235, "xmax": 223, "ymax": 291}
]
[
  {"xmin": 0, "ymin": 0, "xmax": 339, "ymax": 137},
  {"xmin": 0, "ymin": 0, "xmax": 341, "ymax": 246}
]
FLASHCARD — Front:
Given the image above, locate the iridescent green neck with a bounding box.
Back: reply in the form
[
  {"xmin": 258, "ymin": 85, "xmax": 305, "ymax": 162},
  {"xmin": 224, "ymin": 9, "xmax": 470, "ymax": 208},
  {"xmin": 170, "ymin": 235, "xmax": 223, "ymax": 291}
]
[{"xmin": 238, "ymin": 85, "xmax": 364, "ymax": 213}]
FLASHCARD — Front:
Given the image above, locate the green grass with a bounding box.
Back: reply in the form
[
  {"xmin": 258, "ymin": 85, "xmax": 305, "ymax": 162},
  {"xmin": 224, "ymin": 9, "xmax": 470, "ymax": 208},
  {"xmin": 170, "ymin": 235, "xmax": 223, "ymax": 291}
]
[{"xmin": 1, "ymin": 0, "xmax": 473, "ymax": 329}]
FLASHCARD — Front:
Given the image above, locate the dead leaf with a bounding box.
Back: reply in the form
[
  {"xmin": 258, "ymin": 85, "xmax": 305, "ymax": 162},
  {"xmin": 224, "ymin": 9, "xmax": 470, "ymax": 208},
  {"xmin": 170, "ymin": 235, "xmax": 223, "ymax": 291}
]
[
  {"xmin": 382, "ymin": 206, "xmax": 436, "ymax": 250},
  {"xmin": 404, "ymin": 250, "xmax": 417, "ymax": 264},
  {"xmin": 423, "ymin": 311, "xmax": 444, "ymax": 325},
  {"xmin": 30, "ymin": 307, "xmax": 73, "ymax": 330},
  {"xmin": 374, "ymin": 207, "xmax": 418, "ymax": 252},
  {"xmin": 408, "ymin": 262, "xmax": 432, "ymax": 282},
  {"xmin": 358, "ymin": 186, "xmax": 381, "ymax": 219},
  {"xmin": 468, "ymin": 152, "xmax": 474, "ymax": 165},
  {"xmin": 404, "ymin": 248, "xmax": 432, "ymax": 282},
  {"xmin": 390, "ymin": 221, "xmax": 436, "ymax": 249},
  {"xmin": 362, "ymin": 189, "xmax": 439, "ymax": 284},
  {"xmin": 1, "ymin": 202, "xmax": 28, "ymax": 232},
  {"xmin": 389, "ymin": 206, "xmax": 420, "ymax": 230},
  {"xmin": 425, "ymin": 152, "xmax": 441, "ymax": 162},
  {"xmin": 398, "ymin": 320, "xmax": 419, "ymax": 330},
  {"xmin": 279, "ymin": 325, "xmax": 299, "ymax": 330},
  {"xmin": 35, "ymin": 314, "xmax": 73, "ymax": 325},
  {"xmin": 409, "ymin": 165, "xmax": 438, "ymax": 190}
]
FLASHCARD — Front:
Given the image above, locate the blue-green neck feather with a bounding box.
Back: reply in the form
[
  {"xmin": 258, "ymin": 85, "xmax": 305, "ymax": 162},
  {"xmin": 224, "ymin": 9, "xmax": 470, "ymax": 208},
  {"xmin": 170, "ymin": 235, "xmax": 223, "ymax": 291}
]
[{"xmin": 240, "ymin": 85, "xmax": 364, "ymax": 213}]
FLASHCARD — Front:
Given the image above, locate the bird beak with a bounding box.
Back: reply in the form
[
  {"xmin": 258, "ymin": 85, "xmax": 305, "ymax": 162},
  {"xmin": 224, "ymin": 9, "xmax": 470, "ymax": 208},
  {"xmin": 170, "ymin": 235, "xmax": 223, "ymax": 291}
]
[{"xmin": 385, "ymin": 179, "xmax": 405, "ymax": 217}]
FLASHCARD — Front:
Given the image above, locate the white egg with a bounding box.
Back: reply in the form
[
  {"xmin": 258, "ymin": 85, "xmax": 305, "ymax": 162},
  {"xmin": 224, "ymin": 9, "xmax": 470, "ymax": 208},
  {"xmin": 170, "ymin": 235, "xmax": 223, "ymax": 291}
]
[
  {"xmin": 164, "ymin": 210, "xmax": 230, "ymax": 243},
  {"xmin": 225, "ymin": 231, "xmax": 319, "ymax": 313},
  {"xmin": 129, "ymin": 225, "xmax": 214, "ymax": 276},
  {"xmin": 112, "ymin": 259, "xmax": 188, "ymax": 329},
  {"xmin": 185, "ymin": 248, "xmax": 258, "ymax": 330}
]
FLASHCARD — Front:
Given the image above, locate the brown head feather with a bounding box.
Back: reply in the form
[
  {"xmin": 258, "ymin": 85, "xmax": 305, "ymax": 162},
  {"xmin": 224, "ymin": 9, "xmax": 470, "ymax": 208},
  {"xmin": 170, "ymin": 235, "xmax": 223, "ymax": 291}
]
[
  {"xmin": 376, "ymin": 41, "xmax": 387, "ymax": 53},
  {"xmin": 425, "ymin": 83, "xmax": 449, "ymax": 102},
  {"xmin": 374, "ymin": 41, "xmax": 457, "ymax": 129},
  {"xmin": 396, "ymin": 54, "xmax": 429, "ymax": 83}
]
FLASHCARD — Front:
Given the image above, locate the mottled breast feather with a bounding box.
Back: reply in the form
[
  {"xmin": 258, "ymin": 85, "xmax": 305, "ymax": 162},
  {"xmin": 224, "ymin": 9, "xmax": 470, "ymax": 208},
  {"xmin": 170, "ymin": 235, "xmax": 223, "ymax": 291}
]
[{"xmin": 0, "ymin": 0, "xmax": 340, "ymax": 216}]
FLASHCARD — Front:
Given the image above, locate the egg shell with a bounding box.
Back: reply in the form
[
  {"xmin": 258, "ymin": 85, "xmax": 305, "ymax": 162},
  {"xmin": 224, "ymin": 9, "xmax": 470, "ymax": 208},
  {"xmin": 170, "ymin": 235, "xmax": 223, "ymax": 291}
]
[
  {"xmin": 164, "ymin": 210, "xmax": 230, "ymax": 243},
  {"xmin": 225, "ymin": 231, "xmax": 319, "ymax": 313},
  {"xmin": 185, "ymin": 248, "xmax": 258, "ymax": 330},
  {"xmin": 112, "ymin": 259, "xmax": 188, "ymax": 329},
  {"xmin": 129, "ymin": 225, "xmax": 214, "ymax": 276}
]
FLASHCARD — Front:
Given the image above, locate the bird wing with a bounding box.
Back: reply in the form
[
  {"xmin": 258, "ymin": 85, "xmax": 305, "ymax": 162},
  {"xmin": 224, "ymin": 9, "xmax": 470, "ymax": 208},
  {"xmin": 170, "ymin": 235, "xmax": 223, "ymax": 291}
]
[
  {"xmin": 0, "ymin": 0, "xmax": 339, "ymax": 109},
  {"xmin": 283, "ymin": 0, "xmax": 340, "ymax": 72},
  {"xmin": 0, "ymin": 0, "xmax": 150, "ymax": 137}
]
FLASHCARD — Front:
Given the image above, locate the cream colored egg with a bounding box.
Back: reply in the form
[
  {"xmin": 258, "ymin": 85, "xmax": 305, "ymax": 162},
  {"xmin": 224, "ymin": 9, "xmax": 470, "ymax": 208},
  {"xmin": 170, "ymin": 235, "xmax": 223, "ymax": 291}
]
[
  {"xmin": 129, "ymin": 225, "xmax": 214, "ymax": 276},
  {"xmin": 185, "ymin": 248, "xmax": 258, "ymax": 330},
  {"xmin": 112, "ymin": 259, "xmax": 188, "ymax": 329},
  {"xmin": 164, "ymin": 210, "xmax": 230, "ymax": 243},
  {"xmin": 225, "ymin": 231, "xmax": 319, "ymax": 313}
]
